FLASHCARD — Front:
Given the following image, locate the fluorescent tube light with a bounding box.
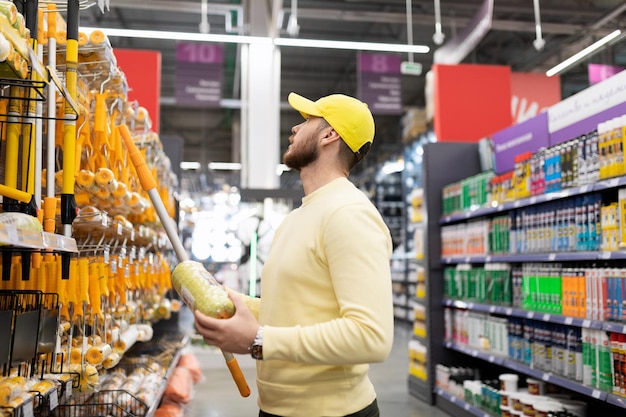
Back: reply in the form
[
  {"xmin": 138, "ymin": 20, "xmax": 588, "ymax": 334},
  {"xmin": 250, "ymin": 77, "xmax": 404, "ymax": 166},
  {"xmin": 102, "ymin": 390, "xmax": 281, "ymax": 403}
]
[
  {"xmin": 80, "ymin": 26, "xmax": 272, "ymax": 45},
  {"xmin": 80, "ymin": 26, "xmax": 429, "ymax": 54},
  {"xmin": 180, "ymin": 161, "xmax": 201, "ymax": 170},
  {"xmin": 274, "ymin": 37, "xmax": 429, "ymax": 54},
  {"xmin": 546, "ymin": 29, "xmax": 622, "ymax": 77},
  {"xmin": 208, "ymin": 162, "xmax": 243, "ymax": 170}
]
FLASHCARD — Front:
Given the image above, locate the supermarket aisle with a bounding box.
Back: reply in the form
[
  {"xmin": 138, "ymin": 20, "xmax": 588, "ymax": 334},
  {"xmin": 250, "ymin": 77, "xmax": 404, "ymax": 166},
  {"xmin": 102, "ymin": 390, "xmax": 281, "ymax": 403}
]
[{"xmin": 188, "ymin": 320, "xmax": 450, "ymax": 417}]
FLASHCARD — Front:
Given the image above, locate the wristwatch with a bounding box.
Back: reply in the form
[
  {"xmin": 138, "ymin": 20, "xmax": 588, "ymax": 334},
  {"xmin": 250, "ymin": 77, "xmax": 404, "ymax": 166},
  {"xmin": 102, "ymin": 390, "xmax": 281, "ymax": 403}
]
[{"xmin": 249, "ymin": 326, "xmax": 264, "ymax": 360}]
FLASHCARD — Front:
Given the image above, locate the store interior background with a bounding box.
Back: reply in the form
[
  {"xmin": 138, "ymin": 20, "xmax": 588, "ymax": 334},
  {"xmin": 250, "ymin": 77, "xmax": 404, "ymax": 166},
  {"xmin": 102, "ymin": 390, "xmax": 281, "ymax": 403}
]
[{"xmin": 80, "ymin": 0, "xmax": 626, "ymax": 293}]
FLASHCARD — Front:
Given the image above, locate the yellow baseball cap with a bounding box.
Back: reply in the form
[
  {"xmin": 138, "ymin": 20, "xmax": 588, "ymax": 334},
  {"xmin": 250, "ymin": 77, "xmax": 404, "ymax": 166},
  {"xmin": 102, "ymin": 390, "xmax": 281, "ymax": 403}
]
[{"xmin": 288, "ymin": 92, "xmax": 375, "ymax": 153}]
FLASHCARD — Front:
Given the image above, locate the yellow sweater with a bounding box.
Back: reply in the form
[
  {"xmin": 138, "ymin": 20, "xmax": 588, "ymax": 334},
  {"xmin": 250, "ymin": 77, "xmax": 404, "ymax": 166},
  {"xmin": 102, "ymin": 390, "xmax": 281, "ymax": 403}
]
[{"xmin": 244, "ymin": 177, "xmax": 394, "ymax": 416}]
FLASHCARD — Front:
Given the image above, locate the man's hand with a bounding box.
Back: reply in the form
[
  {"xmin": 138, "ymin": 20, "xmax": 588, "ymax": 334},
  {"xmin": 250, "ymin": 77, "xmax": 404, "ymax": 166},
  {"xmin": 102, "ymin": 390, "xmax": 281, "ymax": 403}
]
[{"xmin": 194, "ymin": 289, "xmax": 259, "ymax": 354}]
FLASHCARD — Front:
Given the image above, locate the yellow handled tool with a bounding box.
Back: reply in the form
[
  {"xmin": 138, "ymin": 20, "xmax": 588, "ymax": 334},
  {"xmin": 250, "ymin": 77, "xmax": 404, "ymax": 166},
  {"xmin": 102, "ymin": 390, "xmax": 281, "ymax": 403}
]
[{"xmin": 118, "ymin": 124, "xmax": 250, "ymax": 398}]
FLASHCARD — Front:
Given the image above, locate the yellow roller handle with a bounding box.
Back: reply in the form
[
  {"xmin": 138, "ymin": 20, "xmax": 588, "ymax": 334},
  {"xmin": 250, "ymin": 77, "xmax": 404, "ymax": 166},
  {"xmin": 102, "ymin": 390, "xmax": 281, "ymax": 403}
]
[
  {"xmin": 118, "ymin": 125, "xmax": 157, "ymax": 191},
  {"xmin": 89, "ymin": 262, "xmax": 102, "ymax": 316},
  {"xmin": 98, "ymin": 261, "xmax": 109, "ymax": 298},
  {"xmin": 225, "ymin": 353, "xmax": 251, "ymax": 397},
  {"xmin": 43, "ymin": 197, "xmax": 57, "ymax": 233},
  {"xmin": 0, "ymin": 184, "xmax": 32, "ymax": 204},
  {"xmin": 36, "ymin": 263, "xmax": 46, "ymax": 293},
  {"xmin": 45, "ymin": 258, "xmax": 57, "ymax": 295},
  {"xmin": 67, "ymin": 258, "xmax": 79, "ymax": 306},
  {"xmin": 78, "ymin": 258, "xmax": 90, "ymax": 305}
]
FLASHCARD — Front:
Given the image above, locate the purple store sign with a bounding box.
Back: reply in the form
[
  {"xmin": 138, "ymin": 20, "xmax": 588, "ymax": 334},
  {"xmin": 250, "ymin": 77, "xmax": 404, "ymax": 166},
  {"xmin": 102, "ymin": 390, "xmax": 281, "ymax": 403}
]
[
  {"xmin": 492, "ymin": 112, "xmax": 549, "ymax": 174},
  {"xmin": 175, "ymin": 42, "xmax": 223, "ymax": 107},
  {"xmin": 358, "ymin": 53, "xmax": 402, "ymax": 115},
  {"xmin": 548, "ymin": 69, "xmax": 626, "ymax": 145}
]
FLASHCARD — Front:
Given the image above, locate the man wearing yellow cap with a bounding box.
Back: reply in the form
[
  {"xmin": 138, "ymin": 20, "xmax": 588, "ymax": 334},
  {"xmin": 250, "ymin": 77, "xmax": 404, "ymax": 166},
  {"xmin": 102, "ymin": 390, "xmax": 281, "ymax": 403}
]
[{"xmin": 194, "ymin": 92, "xmax": 394, "ymax": 417}]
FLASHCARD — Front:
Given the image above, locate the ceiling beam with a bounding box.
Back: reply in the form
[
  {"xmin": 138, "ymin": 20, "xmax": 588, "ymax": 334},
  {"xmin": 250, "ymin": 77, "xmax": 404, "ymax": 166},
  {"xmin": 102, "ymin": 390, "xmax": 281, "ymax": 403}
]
[
  {"xmin": 528, "ymin": 2, "xmax": 626, "ymax": 73},
  {"xmin": 105, "ymin": 1, "xmax": 586, "ymax": 35}
]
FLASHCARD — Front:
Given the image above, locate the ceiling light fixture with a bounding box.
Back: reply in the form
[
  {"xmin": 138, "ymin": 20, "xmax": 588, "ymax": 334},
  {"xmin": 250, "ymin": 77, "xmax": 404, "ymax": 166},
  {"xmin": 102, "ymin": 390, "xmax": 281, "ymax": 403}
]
[
  {"xmin": 208, "ymin": 162, "xmax": 243, "ymax": 170},
  {"xmin": 80, "ymin": 27, "xmax": 272, "ymax": 45},
  {"xmin": 546, "ymin": 29, "xmax": 622, "ymax": 76},
  {"xmin": 81, "ymin": 27, "xmax": 430, "ymax": 54},
  {"xmin": 274, "ymin": 37, "xmax": 429, "ymax": 54},
  {"xmin": 180, "ymin": 161, "xmax": 201, "ymax": 170}
]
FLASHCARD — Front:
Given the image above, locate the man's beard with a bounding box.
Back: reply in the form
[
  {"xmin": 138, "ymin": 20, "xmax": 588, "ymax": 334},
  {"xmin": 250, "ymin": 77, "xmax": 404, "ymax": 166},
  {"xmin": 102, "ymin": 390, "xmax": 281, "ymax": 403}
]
[{"xmin": 283, "ymin": 135, "xmax": 319, "ymax": 171}]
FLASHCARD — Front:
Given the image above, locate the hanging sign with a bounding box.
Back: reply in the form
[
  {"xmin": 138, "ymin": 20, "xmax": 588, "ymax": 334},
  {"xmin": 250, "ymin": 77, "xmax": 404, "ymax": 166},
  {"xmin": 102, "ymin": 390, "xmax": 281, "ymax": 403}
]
[
  {"xmin": 175, "ymin": 42, "xmax": 223, "ymax": 107},
  {"xmin": 358, "ymin": 53, "xmax": 402, "ymax": 115}
]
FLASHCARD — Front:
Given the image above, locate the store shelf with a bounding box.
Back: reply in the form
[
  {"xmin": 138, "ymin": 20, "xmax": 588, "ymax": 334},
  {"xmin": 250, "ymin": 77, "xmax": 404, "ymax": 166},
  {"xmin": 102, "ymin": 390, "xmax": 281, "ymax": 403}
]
[
  {"xmin": 606, "ymin": 393, "xmax": 626, "ymax": 408},
  {"xmin": 434, "ymin": 387, "xmax": 492, "ymax": 417},
  {"xmin": 442, "ymin": 299, "xmax": 626, "ymax": 334},
  {"xmin": 442, "ymin": 299, "xmax": 605, "ymax": 330},
  {"xmin": 145, "ymin": 334, "xmax": 190, "ymax": 417},
  {"xmin": 440, "ymin": 182, "xmax": 600, "ymax": 224},
  {"xmin": 408, "ymin": 375, "xmax": 432, "ymax": 403},
  {"xmin": 439, "ymin": 175, "xmax": 626, "ymax": 226},
  {"xmin": 501, "ymin": 358, "xmax": 606, "ymax": 401},
  {"xmin": 443, "ymin": 341, "xmax": 504, "ymax": 365},
  {"xmin": 441, "ymin": 251, "xmax": 624, "ymax": 264},
  {"xmin": 444, "ymin": 340, "xmax": 609, "ymax": 403},
  {"xmin": 0, "ymin": 224, "xmax": 78, "ymax": 253}
]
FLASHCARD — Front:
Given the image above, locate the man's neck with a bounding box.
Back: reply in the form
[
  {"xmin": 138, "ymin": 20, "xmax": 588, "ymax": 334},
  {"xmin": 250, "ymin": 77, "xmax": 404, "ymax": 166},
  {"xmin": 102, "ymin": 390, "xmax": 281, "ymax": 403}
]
[{"xmin": 300, "ymin": 164, "xmax": 347, "ymax": 195}]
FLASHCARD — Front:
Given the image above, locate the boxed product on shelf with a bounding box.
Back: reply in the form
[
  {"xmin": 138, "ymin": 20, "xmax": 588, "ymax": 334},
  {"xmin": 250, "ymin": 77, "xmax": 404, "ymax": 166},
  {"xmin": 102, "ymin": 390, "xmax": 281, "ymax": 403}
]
[{"xmin": 442, "ymin": 171, "xmax": 494, "ymax": 215}]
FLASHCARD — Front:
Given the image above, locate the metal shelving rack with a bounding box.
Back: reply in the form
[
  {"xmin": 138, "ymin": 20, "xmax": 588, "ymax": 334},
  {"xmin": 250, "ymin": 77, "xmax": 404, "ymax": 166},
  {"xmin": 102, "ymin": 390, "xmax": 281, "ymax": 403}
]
[
  {"xmin": 407, "ymin": 141, "xmax": 482, "ymax": 407},
  {"xmin": 436, "ymin": 170, "xmax": 626, "ymax": 415}
]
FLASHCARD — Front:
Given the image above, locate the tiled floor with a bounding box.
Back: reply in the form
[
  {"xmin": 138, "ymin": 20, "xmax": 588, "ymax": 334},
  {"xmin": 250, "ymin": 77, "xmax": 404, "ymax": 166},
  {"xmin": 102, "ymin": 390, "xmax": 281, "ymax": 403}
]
[{"xmin": 187, "ymin": 320, "xmax": 451, "ymax": 417}]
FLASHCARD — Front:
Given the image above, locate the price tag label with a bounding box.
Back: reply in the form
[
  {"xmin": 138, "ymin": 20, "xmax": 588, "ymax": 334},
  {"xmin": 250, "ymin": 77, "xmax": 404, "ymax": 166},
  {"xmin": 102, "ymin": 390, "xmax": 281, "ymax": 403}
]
[
  {"xmin": 527, "ymin": 311, "xmax": 535, "ymax": 319},
  {"xmin": 506, "ymin": 308, "xmax": 513, "ymax": 316},
  {"xmin": 514, "ymin": 200, "xmax": 521, "ymax": 208},
  {"xmin": 543, "ymin": 314, "xmax": 550, "ymax": 322},
  {"xmin": 468, "ymin": 303, "xmax": 475, "ymax": 309},
  {"xmin": 485, "ymin": 256, "xmax": 492, "ymax": 262},
  {"xmin": 6, "ymin": 225, "xmax": 18, "ymax": 243},
  {"xmin": 622, "ymin": 325, "xmax": 626, "ymax": 334},
  {"xmin": 600, "ymin": 252, "xmax": 612, "ymax": 260},
  {"xmin": 23, "ymin": 400, "xmax": 34, "ymax": 417},
  {"xmin": 564, "ymin": 317, "xmax": 573, "ymax": 325},
  {"xmin": 464, "ymin": 403, "xmax": 470, "ymax": 411},
  {"xmin": 488, "ymin": 355, "xmax": 495, "ymax": 363},
  {"xmin": 542, "ymin": 373, "xmax": 550, "ymax": 382},
  {"xmin": 592, "ymin": 389, "xmax": 602, "ymax": 399},
  {"xmin": 471, "ymin": 350, "xmax": 478, "ymax": 357},
  {"xmin": 582, "ymin": 320, "xmax": 591, "ymax": 328},
  {"xmin": 530, "ymin": 197, "xmax": 537, "ymax": 204},
  {"xmin": 580, "ymin": 185, "xmax": 590, "ymax": 193},
  {"xmin": 548, "ymin": 253, "xmax": 557, "ymax": 261},
  {"xmin": 451, "ymin": 395, "xmax": 457, "ymax": 403},
  {"xmin": 49, "ymin": 388, "xmax": 59, "ymax": 410},
  {"xmin": 65, "ymin": 381, "xmax": 72, "ymax": 401},
  {"xmin": 489, "ymin": 305, "xmax": 496, "ymax": 313}
]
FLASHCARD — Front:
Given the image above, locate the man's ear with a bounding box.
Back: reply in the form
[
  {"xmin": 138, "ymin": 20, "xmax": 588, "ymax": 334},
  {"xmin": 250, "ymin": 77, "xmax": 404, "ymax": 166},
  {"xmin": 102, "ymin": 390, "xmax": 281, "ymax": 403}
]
[{"xmin": 321, "ymin": 128, "xmax": 341, "ymax": 145}]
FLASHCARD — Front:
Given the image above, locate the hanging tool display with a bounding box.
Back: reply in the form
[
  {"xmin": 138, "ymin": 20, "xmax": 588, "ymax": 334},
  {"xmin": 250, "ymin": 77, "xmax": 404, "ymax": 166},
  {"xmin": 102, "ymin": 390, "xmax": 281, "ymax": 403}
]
[{"xmin": 0, "ymin": 0, "xmax": 186, "ymax": 414}]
